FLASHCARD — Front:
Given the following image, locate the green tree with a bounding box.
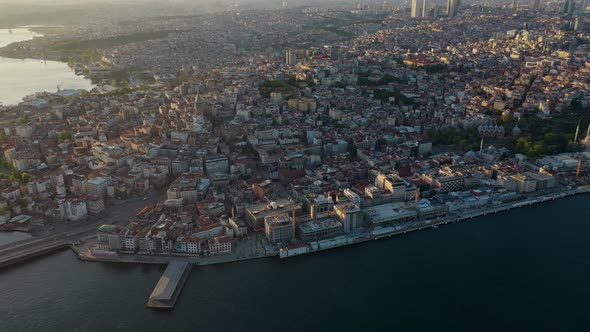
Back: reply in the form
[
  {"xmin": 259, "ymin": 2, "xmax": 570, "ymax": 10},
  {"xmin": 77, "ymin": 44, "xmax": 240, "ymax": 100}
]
[{"xmin": 57, "ymin": 131, "xmax": 70, "ymax": 143}]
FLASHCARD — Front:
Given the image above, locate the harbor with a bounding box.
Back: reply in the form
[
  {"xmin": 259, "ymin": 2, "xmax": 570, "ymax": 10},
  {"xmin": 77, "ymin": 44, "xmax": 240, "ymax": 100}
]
[{"xmin": 146, "ymin": 261, "xmax": 192, "ymax": 309}]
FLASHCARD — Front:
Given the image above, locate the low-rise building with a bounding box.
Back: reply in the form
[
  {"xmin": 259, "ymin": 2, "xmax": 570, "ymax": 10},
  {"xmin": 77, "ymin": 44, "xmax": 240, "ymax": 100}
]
[{"xmin": 208, "ymin": 235, "xmax": 231, "ymax": 255}]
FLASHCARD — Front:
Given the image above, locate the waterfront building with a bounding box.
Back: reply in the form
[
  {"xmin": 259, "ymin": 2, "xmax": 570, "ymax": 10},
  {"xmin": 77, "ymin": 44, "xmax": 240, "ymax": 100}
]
[
  {"xmin": 96, "ymin": 224, "xmax": 127, "ymax": 250},
  {"xmin": 246, "ymin": 199, "xmax": 301, "ymax": 231},
  {"xmin": 416, "ymin": 199, "xmax": 449, "ymax": 219},
  {"xmin": 208, "ymin": 235, "xmax": 231, "ymax": 255},
  {"xmin": 366, "ymin": 202, "xmax": 418, "ymax": 226},
  {"xmin": 297, "ymin": 216, "xmax": 343, "ymax": 242},
  {"xmin": 123, "ymin": 234, "xmax": 137, "ymax": 253},
  {"xmin": 264, "ymin": 213, "xmax": 293, "ymax": 244},
  {"xmin": 526, "ymin": 172, "xmax": 556, "ymax": 190},
  {"xmin": 176, "ymin": 236, "xmax": 201, "ymax": 254},
  {"xmin": 511, "ymin": 174, "xmax": 537, "ymax": 193},
  {"xmin": 333, "ymin": 203, "xmax": 363, "ymax": 233}
]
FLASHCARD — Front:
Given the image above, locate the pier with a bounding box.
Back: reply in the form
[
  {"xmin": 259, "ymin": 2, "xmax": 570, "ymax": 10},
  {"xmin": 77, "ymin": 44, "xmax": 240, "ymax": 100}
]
[{"xmin": 146, "ymin": 261, "xmax": 192, "ymax": 309}]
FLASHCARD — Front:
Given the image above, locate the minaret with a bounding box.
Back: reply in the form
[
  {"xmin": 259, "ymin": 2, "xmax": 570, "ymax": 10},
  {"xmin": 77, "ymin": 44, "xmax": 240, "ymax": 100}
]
[
  {"xmin": 574, "ymin": 120, "xmax": 581, "ymax": 143},
  {"xmin": 586, "ymin": 123, "xmax": 590, "ymax": 138}
]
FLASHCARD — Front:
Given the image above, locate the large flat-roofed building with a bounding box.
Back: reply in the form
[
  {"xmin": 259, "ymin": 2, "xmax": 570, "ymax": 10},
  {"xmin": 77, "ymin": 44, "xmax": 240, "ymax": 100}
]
[
  {"xmin": 264, "ymin": 213, "xmax": 293, "ymax": 244},
  {"xmin": 416, "ymin": 199, "xmax": 449, "ymax": 219},
  {"xmin": 511, "ymin": 173, "xmax": 537, "ymax": 193},
  {"xmin": 375, "ymin": 173, "xmax": 406, "ymax": 201},
  {"xmin": 366, "ymin": 202, "xmax": 417, "ymax": 226},
  {"xmin": 333, "ymin": 203, "xmax": 364, "ymax": 233},
  {"xmin": 246, "ymin": 199, "xmax": 301, "ymax": 231},
  {"xmin": 297, "ymin": 216, "xmax": 342, "ymax": 242},
  {"xmin": 525, "ymin": 172, "xmax": 556, "ymax": 190},
  {"xmin": 205, "ymin": 155, "xmax": 229, "ymax": 176},
  {"xmin": 422, "ymin": 174, "xmax": 464, "ymax": 193}
]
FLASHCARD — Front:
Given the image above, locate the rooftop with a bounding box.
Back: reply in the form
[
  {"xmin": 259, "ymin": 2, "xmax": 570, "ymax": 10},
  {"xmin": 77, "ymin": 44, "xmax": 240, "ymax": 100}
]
[{"xmin": 298, "ymin": 217, "xmax": 342, "ymax": 233}]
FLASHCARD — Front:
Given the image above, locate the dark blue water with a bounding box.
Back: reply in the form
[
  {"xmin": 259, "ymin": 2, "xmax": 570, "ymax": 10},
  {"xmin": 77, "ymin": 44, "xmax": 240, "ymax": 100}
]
[{"xmin": 2, "ymin": 195, "xmax": 590, "ymax": 332}]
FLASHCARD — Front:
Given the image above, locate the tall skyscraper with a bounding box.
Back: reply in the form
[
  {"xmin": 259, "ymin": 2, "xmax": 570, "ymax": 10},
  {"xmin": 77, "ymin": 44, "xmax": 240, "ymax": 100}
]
[
  {"xmin": 422, "ymin": 0, "xmax": 428, "ymax": 18},
  {"xmin": 512, "ymin": 0, "xmax": 517, "ymax": 9},
  {"xmin": 285, "ymin": 49, "xmax": 296, "ymax": 66},
  {"xmin": 574, "ymin": 16, "xmax": 583, "ymax": 30},
  {"xmin": 569, "ymin": 0, "xmax": 577, "ymax": 14},
  {"xmin": 447, "ymin": 0, "xmax": 459, "ymax": 17},
  {"xmin": 563, "ymin": 0, "xmax": 571, "ymax": 13},
  {"xmin": 411, "ymin": 0, "xmax": 421, "ymax": 18},
  {"xmin": 533, "ymin": 0, "xmax": 541, "ymax": 10}
]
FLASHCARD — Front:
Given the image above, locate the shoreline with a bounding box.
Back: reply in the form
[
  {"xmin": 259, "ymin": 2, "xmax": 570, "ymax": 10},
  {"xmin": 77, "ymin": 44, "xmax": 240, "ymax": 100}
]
[{"xmin": 72, "ymin": 187, "xmax": 589, "ymax": 267}]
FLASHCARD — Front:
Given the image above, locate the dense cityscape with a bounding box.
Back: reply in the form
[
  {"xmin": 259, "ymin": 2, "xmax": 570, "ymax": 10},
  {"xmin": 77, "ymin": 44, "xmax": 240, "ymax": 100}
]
[{"xmin": 1, "ymin": 0, "xmax": 590, "ymax": 318}]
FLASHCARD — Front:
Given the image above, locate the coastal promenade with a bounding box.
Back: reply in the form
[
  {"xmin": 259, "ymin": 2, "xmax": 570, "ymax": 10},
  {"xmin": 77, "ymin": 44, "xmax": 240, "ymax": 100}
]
[
  {"xmin": 281, "ymin": 187, "xmax": 589, "ymax": 258},
  {"xmin": 76, "ymin": 233, "xmax": 270, "ymax": 266},
  {"xmin": 74, "ymin": 187, "xmax": 589, "ymax": 267}
]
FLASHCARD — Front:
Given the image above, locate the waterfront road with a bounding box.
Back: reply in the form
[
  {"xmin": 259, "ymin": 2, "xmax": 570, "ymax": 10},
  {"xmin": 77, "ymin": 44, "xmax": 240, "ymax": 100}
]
[{"xmin": 0, "ymin": 190, "xmax": 165, "ymax": 269}]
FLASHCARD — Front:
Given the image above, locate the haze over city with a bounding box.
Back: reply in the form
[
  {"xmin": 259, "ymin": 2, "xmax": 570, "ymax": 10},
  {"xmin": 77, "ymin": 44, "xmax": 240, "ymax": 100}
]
[{"xmin": 1, "ymin": 0, "xmax": 590, "ymax": 330}]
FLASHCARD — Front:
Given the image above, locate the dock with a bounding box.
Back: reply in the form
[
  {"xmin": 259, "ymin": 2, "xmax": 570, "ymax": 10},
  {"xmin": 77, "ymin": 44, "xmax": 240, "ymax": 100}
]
[{"xmin": 146, "ymin": 261, "xmax": 192, "ymax": 309}]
